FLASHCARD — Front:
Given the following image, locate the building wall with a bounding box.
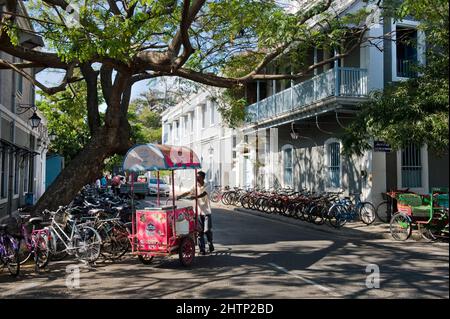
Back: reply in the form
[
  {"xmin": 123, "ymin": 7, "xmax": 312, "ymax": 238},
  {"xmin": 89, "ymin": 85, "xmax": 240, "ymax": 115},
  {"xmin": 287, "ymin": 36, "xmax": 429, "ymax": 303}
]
[
  {"xmin": 242, "ymin": 113, "xmax": 386, "ymax": 204},
  {"xmin": 428, "ymin": 152, "xmax": 449, "ymax": 189},
  {"xmin": 0, "ymin": 53, "xmax": 46, "ymax": 217},
  {"xmin": 162, "ymin": 91, "xmax": 238, "ymax": 193}
]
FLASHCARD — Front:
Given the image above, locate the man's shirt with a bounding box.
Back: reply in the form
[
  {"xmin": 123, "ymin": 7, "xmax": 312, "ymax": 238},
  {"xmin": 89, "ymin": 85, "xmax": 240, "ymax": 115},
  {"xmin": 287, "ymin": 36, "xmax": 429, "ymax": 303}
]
[{"xmin": 190, "ymin": 182, "xmax": 212, "ymax": 215}]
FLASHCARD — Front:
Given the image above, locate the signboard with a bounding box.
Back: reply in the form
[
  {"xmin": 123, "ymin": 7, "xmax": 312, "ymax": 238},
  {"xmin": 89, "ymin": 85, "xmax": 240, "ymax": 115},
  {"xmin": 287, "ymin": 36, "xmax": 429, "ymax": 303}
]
[{"xmin": 373, "ymin": 141, "xmax": 391, "ymax": 152}]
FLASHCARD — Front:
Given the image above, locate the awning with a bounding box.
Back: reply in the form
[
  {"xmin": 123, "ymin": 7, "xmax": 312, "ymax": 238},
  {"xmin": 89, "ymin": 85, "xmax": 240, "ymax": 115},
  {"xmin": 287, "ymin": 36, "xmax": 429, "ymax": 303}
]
[
  {"xmin": 0, "ymin": 138, "xmax": 40, "ymax": 156},
  {"xmin": 123, "ymin": 144, "xmax": 201, "ymax": 172}
]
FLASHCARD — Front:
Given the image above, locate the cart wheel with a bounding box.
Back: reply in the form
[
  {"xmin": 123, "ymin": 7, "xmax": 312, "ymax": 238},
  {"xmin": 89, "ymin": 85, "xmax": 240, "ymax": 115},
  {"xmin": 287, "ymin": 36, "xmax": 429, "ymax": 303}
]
[
  {"xmin": 138, "ymin": 254, "xmax": 154, "ymax": 265},
  {"xmin": 390, "ymin": 213, "xmax": 412, "ymax": 241},
  {"xmin": 179, "ymin": 236, "xmax": 195, "ymax": 267}
]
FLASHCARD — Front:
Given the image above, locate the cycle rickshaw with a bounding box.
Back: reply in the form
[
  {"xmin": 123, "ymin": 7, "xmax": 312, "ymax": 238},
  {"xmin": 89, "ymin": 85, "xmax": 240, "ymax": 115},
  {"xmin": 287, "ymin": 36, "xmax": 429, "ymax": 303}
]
[
  {"xmin": 390, "ymin": 187, "xmax": 449, "ymax": 241},
  {"xmin": 123, "ymin": 144, "xmax": 201, "ymax": 266}
]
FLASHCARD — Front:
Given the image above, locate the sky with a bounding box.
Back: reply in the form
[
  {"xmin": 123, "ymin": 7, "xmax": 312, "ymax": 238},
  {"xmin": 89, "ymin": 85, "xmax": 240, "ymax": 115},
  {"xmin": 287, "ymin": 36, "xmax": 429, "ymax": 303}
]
[{"xmin": 36, "ymin": 69, "xmax": 151, "ymax": 100}]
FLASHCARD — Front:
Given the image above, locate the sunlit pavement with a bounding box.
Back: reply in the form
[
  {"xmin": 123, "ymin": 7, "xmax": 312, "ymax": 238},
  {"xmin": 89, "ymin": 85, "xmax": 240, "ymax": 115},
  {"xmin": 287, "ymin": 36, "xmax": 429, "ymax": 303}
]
[{"xmin": 1, "ymin": 206, "xmax": 448, "ymax": 299}]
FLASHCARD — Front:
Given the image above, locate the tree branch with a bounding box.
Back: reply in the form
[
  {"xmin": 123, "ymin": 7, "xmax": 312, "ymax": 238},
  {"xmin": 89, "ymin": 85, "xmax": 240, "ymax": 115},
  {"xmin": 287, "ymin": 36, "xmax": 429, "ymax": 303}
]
[
  {"xmin": 107, "ymin": 0, "xmax": 123, "ymax": 16},
  {"xmin": 100, "ymin": 65, "xmax": 114, "ymax": 107},
  {"xmin": 0, "ymin": 59, "xmax": 79, "ymax": 94},
  {"xmin": 169, "ymin": 0, "xmax": 206, "ymax": 67},
  {"xmin": 80, "ymin": 63, "xmax": 101, "ymax": 134}
]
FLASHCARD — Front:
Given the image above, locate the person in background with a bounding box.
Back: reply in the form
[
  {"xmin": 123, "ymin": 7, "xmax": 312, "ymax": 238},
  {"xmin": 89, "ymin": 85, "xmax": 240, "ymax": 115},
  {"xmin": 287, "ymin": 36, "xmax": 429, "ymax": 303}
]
[
  {"xmin": 111, "ymin": 175, "xmax": 121, "ymax": 196},
  {"xmin": 100, "ymin": 175, "xmax": 107, "ymax": 189},
  {"xmin": 176, "ymin": 171, "xmax": 214, "ymax": 255}
]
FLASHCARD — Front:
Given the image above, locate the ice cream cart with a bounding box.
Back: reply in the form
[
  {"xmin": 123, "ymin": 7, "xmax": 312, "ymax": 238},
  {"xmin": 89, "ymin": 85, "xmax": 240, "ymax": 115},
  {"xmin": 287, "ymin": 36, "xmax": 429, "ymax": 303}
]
[{"xmin": 122, "ymin": 143, "xmax": 201, "ymax": 266}]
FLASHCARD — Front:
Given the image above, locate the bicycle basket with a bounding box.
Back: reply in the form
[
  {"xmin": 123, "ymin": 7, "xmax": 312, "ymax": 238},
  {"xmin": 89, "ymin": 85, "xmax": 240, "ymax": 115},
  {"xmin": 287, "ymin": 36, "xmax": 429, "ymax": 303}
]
[{"xmin": 53, "ymin": 211, "xmax": 69, "ymax": 227}]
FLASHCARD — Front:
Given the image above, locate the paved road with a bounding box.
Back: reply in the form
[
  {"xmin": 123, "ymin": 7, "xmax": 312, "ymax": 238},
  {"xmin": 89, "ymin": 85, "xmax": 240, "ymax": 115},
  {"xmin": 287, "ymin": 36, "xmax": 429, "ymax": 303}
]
[{"xmin": 1, "ymin": 207, "xmax": 448, "ymax": 298}]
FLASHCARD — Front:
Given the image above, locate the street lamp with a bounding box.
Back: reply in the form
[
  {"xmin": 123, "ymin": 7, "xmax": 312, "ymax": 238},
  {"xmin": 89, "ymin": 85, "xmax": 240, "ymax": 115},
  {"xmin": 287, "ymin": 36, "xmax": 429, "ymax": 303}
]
[
  {"xmin": 48, "ymin": 130, "xmax": 57, "ymax": 142},
  {"xmin": 29, "ymin": 111, "xmax": 42, "ymax": 129},
  {"xmin": 17, "ymin": 104, "xmax": 41, "ymax": 129}
]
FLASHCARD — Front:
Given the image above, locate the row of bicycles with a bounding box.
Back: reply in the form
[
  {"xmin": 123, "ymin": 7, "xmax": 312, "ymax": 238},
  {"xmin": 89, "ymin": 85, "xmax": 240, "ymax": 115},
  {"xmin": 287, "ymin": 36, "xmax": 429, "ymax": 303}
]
[
  {"xmin": 1, "ymin": 185, "xmax": 134, "ymax": 277},
  {"xmin": 211, "ymin": 186, "xmax": 377, "ymax": 228},
  {"xmin": 211, "ymin": 185, "xmax": 449, "ymax": 241}
]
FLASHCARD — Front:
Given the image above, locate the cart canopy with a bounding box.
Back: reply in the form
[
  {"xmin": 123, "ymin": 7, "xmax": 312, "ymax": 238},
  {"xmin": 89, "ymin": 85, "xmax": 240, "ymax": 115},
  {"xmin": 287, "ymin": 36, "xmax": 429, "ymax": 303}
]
[{"xmin": 123, "ymin": 144, "xmax": 201, "ymax": 172}]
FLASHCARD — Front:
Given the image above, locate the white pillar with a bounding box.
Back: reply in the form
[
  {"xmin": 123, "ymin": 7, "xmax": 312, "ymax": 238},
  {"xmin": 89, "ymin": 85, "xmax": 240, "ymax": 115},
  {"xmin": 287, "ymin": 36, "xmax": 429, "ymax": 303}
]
[
  {"xmin": 361, "ymin": 23, "xmax": 384, "ymax": 91},
  {"xmin": 368, "ymin": 150, "xmax": 386, "ymax": 205},
  {"xmin": 269, "ymin": 128, "xmax": 278, "ymax": 187}
]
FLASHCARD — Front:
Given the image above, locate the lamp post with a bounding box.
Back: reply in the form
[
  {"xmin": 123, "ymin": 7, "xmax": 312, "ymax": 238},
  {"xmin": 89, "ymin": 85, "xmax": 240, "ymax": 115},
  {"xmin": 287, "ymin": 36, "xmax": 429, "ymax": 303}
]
[{"xmin": 17, "ymin": 104, "xmax": 41, "ymax": 129}]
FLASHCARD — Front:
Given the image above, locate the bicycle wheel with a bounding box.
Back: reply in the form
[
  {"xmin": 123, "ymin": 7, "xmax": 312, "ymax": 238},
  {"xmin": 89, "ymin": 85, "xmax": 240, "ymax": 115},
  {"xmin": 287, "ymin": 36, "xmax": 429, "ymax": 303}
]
[
  {"xmin": 314, "ymin": 205, "xmax": 327, "ymax": 225},
  {"xmin": 221, "ymin": 192, "xmax": 231, "ymax": 205},
  {"xmin": 421, "ymin": 227, "xmax": 438, "ymax": 242},
  {"xmin": 2, "ymin": 236, "xmax": 20, "ymax": 277},
  {"xmin": 98, "ymin": 222, "xmax": 130, "ymax": 261},
  {"xmin": 74, "ymin": 225, "xmax": 102, "ymax": 263},
  {"xmin": 48, "ymin": 229, "xmax": 68, "ymax": 261},
  {"xmin": 390, "ymin": 213, "xmax": 412, "ymax": 241},
  {"xmin": 210, "ymin": 191, "xmax": 220, "ymax": 203},
  {"xmin": 240, "ymin": 195, "xmax": 250, "ymax": 209},
  {"xmin": 375, "ymin": 200, "xmax": 391, "ymax": 223},
  {"xmin": 328, "ymin": 204, "xmax": 347, "ymax": 228},
  {"xmin": 359, "ymin": 202, "xmax": 376, "ymax": 225},
  {"xmin": 33, "ymin": 233, "xmax": 50, "ymax": 270},
  {"xmin": 17, "ymin": 237, "xmax": 32, "ymax": 265}
]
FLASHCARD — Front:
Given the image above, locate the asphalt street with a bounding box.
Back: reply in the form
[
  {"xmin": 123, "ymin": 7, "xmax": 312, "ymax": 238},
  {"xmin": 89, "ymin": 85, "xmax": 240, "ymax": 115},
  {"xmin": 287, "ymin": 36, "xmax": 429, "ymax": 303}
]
[{"xmin": 0, "ymin": 206, "xmax": 448, "ymax": 298}]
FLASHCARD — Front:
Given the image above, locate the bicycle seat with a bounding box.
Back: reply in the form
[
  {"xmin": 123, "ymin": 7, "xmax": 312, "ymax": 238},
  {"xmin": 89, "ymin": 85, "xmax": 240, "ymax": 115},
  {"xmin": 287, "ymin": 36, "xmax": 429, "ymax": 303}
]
[
  {"xmin": 29, "ymin": 217, "xmax": 44, "ymax": 225},
  {"xmin": 88, "ymin": 208, "xmax": 103, "ymax": 215}
]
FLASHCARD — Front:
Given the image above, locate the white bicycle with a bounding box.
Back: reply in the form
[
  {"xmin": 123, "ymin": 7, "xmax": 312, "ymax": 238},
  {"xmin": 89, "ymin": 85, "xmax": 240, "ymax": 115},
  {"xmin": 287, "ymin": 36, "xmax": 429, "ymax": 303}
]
[{"xmin": 43, "ymin": 207, "xmax": 102, "ymax": 264}]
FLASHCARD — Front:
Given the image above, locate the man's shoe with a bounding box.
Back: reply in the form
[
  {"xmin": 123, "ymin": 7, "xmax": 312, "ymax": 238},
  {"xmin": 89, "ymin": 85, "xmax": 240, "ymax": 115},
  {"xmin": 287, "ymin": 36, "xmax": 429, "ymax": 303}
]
[
  {"xmin": 209, "ymin": 243, "xmax": 215, "ymax": 253},
  {"xmin": 200, "ymin": 250, "xmax": 206, "ymax": 255}
]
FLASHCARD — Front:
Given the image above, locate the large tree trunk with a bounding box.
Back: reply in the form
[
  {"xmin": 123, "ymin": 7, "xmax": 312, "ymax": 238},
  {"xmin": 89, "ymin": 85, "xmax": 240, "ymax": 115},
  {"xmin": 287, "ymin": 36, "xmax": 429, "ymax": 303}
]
[
  {"xmin": 31, "ymin": 123, "xmax": 132, "ymax": 214},
  {"xmin": 29, "ymin": 66, "xmax": 134, "ymax": 215}
]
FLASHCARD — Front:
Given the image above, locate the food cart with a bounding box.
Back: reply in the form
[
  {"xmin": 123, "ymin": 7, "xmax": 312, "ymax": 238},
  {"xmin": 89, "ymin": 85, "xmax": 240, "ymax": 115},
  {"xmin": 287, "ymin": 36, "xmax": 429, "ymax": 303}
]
[{"xmin": 122, "ymin": 143, "xmax": 201, "ymax": 266}]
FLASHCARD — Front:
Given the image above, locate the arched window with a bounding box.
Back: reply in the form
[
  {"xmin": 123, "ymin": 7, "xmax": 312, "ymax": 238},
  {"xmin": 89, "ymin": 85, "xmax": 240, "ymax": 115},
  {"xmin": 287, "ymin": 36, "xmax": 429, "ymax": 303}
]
[
  {"xmin": 282, "ymin": 144, "xmax": 293, "ymax": 188},
  {"xmin": 325, "ymin": 138, "xmax": 341, "ymax": 189}
]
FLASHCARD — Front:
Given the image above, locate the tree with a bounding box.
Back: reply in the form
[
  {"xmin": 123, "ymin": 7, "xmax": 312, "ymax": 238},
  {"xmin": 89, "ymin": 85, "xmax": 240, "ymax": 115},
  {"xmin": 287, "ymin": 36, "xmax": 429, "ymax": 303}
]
[
  {"xmin": 37, "ymin": 81, "xmax": 91, "ymax": 164},
  {"xmin": 0, "ymin": 0, "xmax": 376, "ymax": 212},
  {"xmin": 341, "ymin": 0, "xmax": 449, "ymax": 156}
]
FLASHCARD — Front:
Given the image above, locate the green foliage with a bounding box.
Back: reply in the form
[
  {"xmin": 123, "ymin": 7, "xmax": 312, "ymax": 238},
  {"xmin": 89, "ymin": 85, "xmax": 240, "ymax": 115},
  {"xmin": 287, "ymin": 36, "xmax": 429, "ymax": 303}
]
[
  {"xmin": 37, "ymin": 82, "xmax": 91, "ymax": 163},
  {"xmin": 128, "ymin": 96, "xmax": 163, "ymax": 144},
  {"xmin": 342, "ymin": 0, "xmax": 449, "ymax": 156},
  {"xmin": 214, "ymin": 87, "xmax": 247, "ymax": 128}
]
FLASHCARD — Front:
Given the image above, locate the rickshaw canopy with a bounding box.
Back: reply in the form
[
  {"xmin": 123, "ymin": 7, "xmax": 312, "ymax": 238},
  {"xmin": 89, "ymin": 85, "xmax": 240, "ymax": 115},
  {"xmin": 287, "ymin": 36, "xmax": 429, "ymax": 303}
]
[{"xmin": 123, "ymin": 143, "xmax": 201, "ymax": 172}]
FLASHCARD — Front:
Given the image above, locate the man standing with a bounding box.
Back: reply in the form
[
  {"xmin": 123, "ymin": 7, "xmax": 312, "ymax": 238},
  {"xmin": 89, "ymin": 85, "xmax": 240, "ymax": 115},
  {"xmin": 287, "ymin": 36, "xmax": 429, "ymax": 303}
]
[{"xmin": 177, "ymin": 171, "xmax": 214, "ymax": 255}]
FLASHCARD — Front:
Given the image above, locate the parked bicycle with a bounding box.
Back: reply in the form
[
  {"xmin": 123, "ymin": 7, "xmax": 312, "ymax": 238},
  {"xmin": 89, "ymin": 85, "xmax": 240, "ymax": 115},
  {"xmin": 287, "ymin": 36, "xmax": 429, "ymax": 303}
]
[
  {"xmin": 42, "ymin": 207, "xmax": 102, "ymax": 264},
  {"xmin": 327, "ymin": 193, "xmax": 376, "ymax": 228},
  {"xmin": 0, "ymin": 222, "xmax": 20, "ymax": 277}
]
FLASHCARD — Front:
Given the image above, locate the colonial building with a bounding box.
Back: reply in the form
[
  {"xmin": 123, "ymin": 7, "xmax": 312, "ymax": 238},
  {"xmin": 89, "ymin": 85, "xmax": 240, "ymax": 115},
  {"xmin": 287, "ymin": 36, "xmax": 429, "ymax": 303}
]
[
  {"xmin": 161, "ymin": 90, "xmax": 239, "ymax": 192},
  {"xmin": 0, "ymin": 0, "xmax": 48, "ymax": 216},
  {"xmin": 239, "ymin": 0, "xmax": 448, "ymax": 204}
]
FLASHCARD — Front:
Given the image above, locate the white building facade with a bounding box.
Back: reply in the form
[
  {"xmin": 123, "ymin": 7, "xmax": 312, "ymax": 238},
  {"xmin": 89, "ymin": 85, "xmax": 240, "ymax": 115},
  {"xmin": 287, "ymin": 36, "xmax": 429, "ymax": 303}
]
[
  {"xmin": 0, "ymin": 0, "xmax": 48, "ymax": 216},
  {"xmin": 161, "ymin": 90, "xmax": 239, "ymax": 193},
  {"xmin": 238, "ymin": 0, "xmax": 448, "ymax": 205}
]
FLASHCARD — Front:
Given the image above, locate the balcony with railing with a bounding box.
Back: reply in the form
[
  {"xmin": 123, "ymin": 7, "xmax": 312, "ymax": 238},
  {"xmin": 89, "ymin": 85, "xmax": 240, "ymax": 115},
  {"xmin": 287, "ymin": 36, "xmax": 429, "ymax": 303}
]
[
  {"xmin": 246, "ymin": 67, "xmax": 368, "ymax": 123},
  {"xmin": 397, "ymin": 59, "xmax": 417, "ymax": 78}
]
